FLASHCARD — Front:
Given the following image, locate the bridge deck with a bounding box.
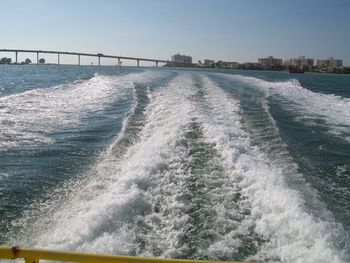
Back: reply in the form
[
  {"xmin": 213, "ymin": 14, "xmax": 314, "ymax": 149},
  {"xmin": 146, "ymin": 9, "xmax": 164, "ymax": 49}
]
[{"xmin": 0, "ymin": 49, "xmax": 168, "ymax": 64}]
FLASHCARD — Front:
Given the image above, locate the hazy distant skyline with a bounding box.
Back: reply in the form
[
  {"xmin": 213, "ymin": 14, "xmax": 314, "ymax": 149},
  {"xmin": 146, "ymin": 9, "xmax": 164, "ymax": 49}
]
[{"xmin": 1, "ymin": 0, "xmax": 350, "ymax": 66}]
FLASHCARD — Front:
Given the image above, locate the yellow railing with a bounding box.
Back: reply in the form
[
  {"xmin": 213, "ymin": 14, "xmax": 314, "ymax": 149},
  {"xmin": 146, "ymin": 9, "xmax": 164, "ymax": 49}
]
[{"xmin": 0, "ymin": 246, "xmax": 243, "ymax": 263}]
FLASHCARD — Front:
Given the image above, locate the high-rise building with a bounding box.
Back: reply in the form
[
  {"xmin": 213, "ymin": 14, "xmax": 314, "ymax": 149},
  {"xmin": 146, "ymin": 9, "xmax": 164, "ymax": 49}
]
[
  {"xmin": 258, "ymin": 56, "xmax": 283, "ymax": 67},
  {"xmin": 172, "ymin": 53, "xmax": 192, "ymax": 64},
  {"xmin": 289, "ymin": 56, "xmax": 314, "ymax": 67},
  {"xmin": 317, "ymin": 57, "xmax": 343, "ymax": 68},
  {"xmin": 204, "ymin": 59, "xmax": 215, "ymax": 67}
]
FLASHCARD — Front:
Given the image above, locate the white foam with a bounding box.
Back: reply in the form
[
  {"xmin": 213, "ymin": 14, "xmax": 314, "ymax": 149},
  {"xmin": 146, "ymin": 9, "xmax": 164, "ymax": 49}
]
[
  {"xmin": 196, "ymin": 75, "xmax": 344, "ymax": 262},
  {"xmin": 222, "ymin": 74, "xmax": 350, "ymax": 142},
  {"xmin": 0, "ymin": 71, "xmax": 162, "ymax": 149},
  {"xmin": 20, "ymin": 73, "xmax": 196, "ymax": 255},
  {"xmin": 12, "ymin": 72, "xmax": 346, "ymax": 262}
]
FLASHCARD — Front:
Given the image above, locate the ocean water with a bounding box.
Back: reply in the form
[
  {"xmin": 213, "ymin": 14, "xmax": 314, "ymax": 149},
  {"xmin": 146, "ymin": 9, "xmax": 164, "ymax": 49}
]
[{"xmin": 0, "ymin": 65, "xmax": 349, "ymax": 263}]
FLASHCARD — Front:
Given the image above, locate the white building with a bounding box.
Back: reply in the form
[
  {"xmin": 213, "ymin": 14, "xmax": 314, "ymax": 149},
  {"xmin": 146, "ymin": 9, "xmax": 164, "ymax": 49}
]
[
  {"xmin": 204, "ymin": 59, "xmax": 215, "ymax": 66},
  {"xmin": 232, "ymin": 62, "xmax": 239, "ymax": 69},
  {"xmin": 289, "ymin": 56, "xmax": 314, "ymax": 67},
  {"xmin": 258, "ymin": 56, "xmax": 283, "ymax": 67},
  {"xmin": 172, "ymin": 53, "xmax": 192, "ymax": 64},
  {"xmin": 317, "ymin": 57, "xmax": 343, "ymax": 68}
]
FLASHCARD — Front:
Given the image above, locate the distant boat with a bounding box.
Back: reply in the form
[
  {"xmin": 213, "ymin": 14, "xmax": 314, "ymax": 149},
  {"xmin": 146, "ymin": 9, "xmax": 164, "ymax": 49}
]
[{"xmin": 288, "ymin": 66, "xmax": 304, "ymax": 73}]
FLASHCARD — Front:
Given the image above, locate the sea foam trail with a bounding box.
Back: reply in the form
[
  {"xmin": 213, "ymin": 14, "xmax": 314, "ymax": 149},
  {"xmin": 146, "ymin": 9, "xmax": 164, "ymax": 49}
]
[
  {"xmin": 0, "ymin": 71, "xmax": 162, "ymax": 149},
  {"xmin": 209, "ymin": 73, "xmax": 333, "ymax": 221},
  {"xmin": 220, "ymin": 74, "xmax": 350, "ymax": 142},
  {"xmin": 14, "ymin": 73, "xmax": 196, "ymax": 254},
  {"xmin": 197, "ymin": 75, "xmax": 345, "ymax": 262},
  {"xmin": 10, "ymin": 72, "xmax": 346, "ymax": 263}
]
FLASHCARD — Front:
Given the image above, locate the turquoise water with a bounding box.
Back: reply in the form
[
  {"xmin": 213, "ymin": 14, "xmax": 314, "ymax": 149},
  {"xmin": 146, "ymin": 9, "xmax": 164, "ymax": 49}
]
[{"xmin": 0, "ymin": 65, "xmax": 349, "ymax": 262}]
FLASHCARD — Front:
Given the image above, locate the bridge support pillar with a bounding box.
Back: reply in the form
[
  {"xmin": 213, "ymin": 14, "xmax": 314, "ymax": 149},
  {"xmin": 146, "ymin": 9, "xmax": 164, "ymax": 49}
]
[
  {"xmin": 156, "ymin": 61, "xmax": 159, "ymax": 67},
  {"xmin": 15, "ymin": 51, "xmax": 18, "ymax": 64},
  {"xmin": 98, "ymin": 56, "xmax": 101, "ymax": 66},
  {"xmin": 118, "ymin": 58, "xmax": 122, "ymax": 67},
  {"xmin": 58, "ymin": 53, "xmax": 60, "ymax": 65},
  {"xmin": 36, "ymin": 52, "xmax": 39, "ymax": 65},
  {"xmin": 137, "ymin": 60, "xmax": 140, "ymax": 67},
  {"xmin": 78, "ymin": 55, "xmax": 80, "ymax": 66}
]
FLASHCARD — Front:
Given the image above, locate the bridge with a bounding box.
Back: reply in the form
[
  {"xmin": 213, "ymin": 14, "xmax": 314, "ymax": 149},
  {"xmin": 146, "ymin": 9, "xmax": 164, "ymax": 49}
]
[{"xmin": 0, "ymin": 49, "xmax": 169, "ymax": 67}]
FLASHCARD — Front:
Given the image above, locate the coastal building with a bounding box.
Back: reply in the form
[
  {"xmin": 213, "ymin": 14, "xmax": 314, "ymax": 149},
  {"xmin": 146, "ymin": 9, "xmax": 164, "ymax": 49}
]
[
  {"xmin": 240, "ymin": 62, "xmax": 263, "ymax": 70},
  {"xmin": 232, "ymin": 62, "xmax": 239, "ymax": 69},
  {"xmin": 317, "ymin": 57, "xmax": 343, "ymax": 68},
  {"xmin": 258, "ymin": 56, "xmax": 283, "ymax": 68},
  {"xmin": 172, "ymin": 53, "xmax": 192, "ymax": 64},
  {"xmin": 214, "ymin": 61, "xmax": 235, "ymax": 69},
  {"xmin": 204, "ymin": 59, "xmax": 215, "ymax": 67},
  {"xmin": 241, "ymin": 62, "xmax": 255, "ymax": 70},
  {"xmin": 288, "ymin": 56, "xmax": 314, "ymax": 67}
]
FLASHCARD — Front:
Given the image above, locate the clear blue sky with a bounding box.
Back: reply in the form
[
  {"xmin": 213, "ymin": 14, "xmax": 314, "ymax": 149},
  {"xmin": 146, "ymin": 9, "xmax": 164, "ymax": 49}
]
[{"xmin": 1, "ymin": 0, "xmax": 350, "ymax": 65}]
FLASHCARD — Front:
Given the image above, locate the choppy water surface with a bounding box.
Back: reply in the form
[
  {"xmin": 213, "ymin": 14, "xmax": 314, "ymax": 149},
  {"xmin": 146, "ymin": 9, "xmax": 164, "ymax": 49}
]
[{"xmin": 1, "ymin": 65, "xmax": 350, "ymax": 263}]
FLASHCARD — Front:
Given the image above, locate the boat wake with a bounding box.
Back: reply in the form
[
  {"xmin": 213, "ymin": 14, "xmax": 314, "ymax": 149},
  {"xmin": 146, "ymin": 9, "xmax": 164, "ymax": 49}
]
[
  {"xmin": 0, "ymin": 71, "xmax": 163, "ymax": 150},
  {"xmin": 8, "ymin": 72, "xmax": 348, "ymax": 263},
  {"xmin": 221, "ymin": 74, "xmax": 350, "ymax": 143}
]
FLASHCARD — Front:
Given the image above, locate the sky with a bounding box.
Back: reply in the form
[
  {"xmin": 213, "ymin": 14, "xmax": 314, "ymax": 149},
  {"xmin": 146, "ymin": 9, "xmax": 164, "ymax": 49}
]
[{"xmin": 1, "ymin": 0, "xmax": 350, "ymax": 66}]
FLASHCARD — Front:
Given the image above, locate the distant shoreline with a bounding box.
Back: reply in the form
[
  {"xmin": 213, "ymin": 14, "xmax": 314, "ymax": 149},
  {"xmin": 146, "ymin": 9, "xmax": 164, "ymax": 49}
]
[{"xmin": 1, "ymin": 63, "xmax": 350, "ymax": 75}]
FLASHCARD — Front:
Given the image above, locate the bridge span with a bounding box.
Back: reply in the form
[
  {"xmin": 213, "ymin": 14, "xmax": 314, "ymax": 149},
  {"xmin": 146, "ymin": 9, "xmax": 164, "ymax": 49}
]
[{"xmin": 0, "ymin": 49, "xmax": 168, "ymax": 67}]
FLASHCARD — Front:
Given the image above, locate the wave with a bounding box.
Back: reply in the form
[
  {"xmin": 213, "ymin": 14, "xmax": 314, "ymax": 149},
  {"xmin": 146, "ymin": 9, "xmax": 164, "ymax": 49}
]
[
  {"xmin": 8, "ymin": 72, "xmax": 347, "ymax": 262},
  {"xmin": 195, "ymin": 75, "xmax": 346, "ymax": 262},
  {"xmin": 221, "ymin": 74, "xmax": 350, "ymax": 143},
  {"xmin": 0, "ymin": 71, "xmax": 162, "ymax": 150},
  {"xmin": 9, "ymin": 73, "xmax": 194, "ymax": 252},
  {"xmin": 209, "ymin": 73, "xmax": 335, "ymax": 221}
]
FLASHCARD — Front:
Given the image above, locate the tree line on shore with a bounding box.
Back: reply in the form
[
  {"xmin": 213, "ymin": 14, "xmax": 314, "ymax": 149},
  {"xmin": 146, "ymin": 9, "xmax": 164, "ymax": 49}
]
[{"xmin": 0, "ymin": 57, "xmax": 45, "ymax": 64}]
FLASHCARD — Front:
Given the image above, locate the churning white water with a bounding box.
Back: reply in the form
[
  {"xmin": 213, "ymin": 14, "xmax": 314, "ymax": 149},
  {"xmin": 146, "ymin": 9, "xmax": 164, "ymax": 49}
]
[{"xmin": 10, "ymin": 72, "xmax": 347, "ymax": 263}]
